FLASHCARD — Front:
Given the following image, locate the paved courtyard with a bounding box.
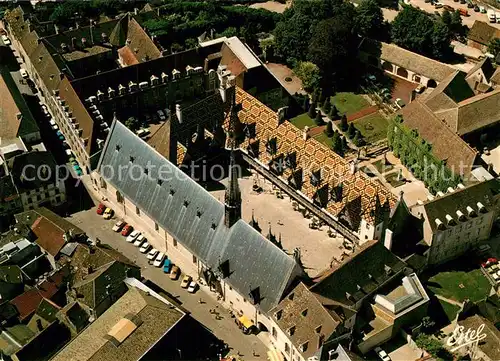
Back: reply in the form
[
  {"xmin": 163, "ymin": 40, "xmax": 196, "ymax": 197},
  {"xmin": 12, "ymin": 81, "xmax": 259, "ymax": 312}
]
[
  {"xmin": 67, "ymin": 208, "xmax": 269, "ymax": 359},
  {"xmin": 210, "ymin": 173, "xmax": 345, "ymax": 277}
]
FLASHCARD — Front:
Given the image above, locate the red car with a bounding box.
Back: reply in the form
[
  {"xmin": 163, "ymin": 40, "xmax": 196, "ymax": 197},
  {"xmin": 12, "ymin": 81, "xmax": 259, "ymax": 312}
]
[
  {"xmin": 121, "ymin": 224, "xmax": 133, "ymax": 236},
  {"xmin": 96, "ymin": 203, "xmax": 106, "ymax": 215}
]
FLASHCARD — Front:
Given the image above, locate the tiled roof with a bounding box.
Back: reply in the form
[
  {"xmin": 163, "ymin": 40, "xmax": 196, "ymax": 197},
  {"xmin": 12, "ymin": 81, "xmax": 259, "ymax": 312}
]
[
  {"xmin": 270, "ymin": 282, "xmax": 341, "ymax": 359},
  {"xmin": 458, "ymin": 315, "xmax": 500, "ymax": 361},
  {"xmin": 31, "ymin": 217, "xmax": 66, "ymax": 257},
  {"xmin": 9, "ymin": 288, "xmax": 43, "ymax": 321},
  {"xmin": 468, "ymin": 21, "xmax": 500, "ymax": 46},
  {"xmin": 456, "ymin": 88, "xmax": 500, "ymax": 135},
  {"xmin": 51, "ymin": 286, "xmax": 184, "ymax": 361},
  {"xmin": 235, "ymin": 87, "xmax": 396, "ymax": 226},
  {"xmin": 491, "ymin": 68, "xmax": 500, "ymax": 85},
  {"xmin": 16, "ymin": 207, "xmax": 85, "ymax": 236},
  {"xmin": 0, "ymin": 74, "xmax": 22, "ymax": 139},
  {"xmin": 398, "ymin": 100, "xmax": 478, "ymax": 176},
  {"xmin": 220, "ymin": 42, "xmax": 247, "ymax": 77},
  {"xmin": 118, "ymin": 46, "xmax": 140, "ymax": 66},
  {"xmin": 465, "ymin": 57, "xmax": 496, "ymax": 83},
  {"xmin": 9, "ymin": 151, "xmax": 59, "ymax": 192},
  {"xmin": 124, "ymin": 17, "xmax": 161, "ymax": 63},
  {"xmin": 36, "ymin": 266, "xmax": 70, "ymax": 300},
  {"xmin": 35, "ymin": 298, "xmax": 61, "ymax": 323},
  {"xmin": 311, "ymin": 241, "xmax": 406, "ymax": 307},
  {"xmin": 424, "ymin": 71, "xmax": 474, "ymax": 112}
]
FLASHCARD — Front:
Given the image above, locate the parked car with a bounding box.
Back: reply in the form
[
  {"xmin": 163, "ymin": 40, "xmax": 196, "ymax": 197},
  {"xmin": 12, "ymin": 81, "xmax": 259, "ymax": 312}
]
[
  {"xmin": 146, "ymin": 248, "xmax": 158, "ymax": 260},
  {"xmin": 139, "ymin": 242, "xmax": 151, "ymax": 253},
  {"xmin": 375, "ymin": 347, "xmax": 391, "ymax": 361},
  {"xmin": 126, "ymin": 230, "xmax": 141, "ymax": 243},
  {"xmin": 474, "ymin": 5, "xmax": 480, "ymax": 11},
  {"xmin": 96, "ymin": 203, "xmax": 106, "ymax": 215},
  {"xmin": 153, "ymin": 252, "xmax": 165, "ymax": 267},
  {"xmin": 20, "ymin": 68, "xmax": 29, "ymax": 79},
  {"xmin": 134, "ymin": 234, "xmax": 146, "ymax": 247},
  {"xmin": 103, "ymin": 208, "xmax": 114, "ymax": 220},
  {"xmin": 170, "ymin": 265, "xmax": 180, "ymax": 280},
  {"xmin": 480, "ymin": 6, "xmax": 486, "ymax": 13},
  {"xmin": 157, "ymin": 109, "xmax": 166, "ymax": 120},
  {"xmin": 187, "ymin": 281, "xmax": 198, "ymax": 293},
  {"xmin": 163, "ymin": 258, "xmax": 172, "ymax": 273},
  {"xmin": 41, "ymin": 104, "xmax": 50, "ymax": 116},
  {"xmin": 112, "ymin": 220, "xmax": 126, "ymax": 232},
  {"xmin": 394, "ymin": 98, "xmax": 405, "ymax": 109},
  {"xmin": 434, "ymin": 2, "xmax": 444, "ymax": 8},
  {"xmin": 74, "ymin": 167, "xmax": 83, "ymax": 176},
  {"xmin": 136, "ymin": 128, "xmax": 151, "ymax": 138},
  {"xmin": 1, "ymin": 35, "xmax": 11, "ymax": 45},
  {"xmin": 181, "ymin": 275, "xmax": 192, "ymax": 288},
  {"xmin": 121, "ymin": 224, "xmax": 133, "ymax": 236},
  {"xmin": 49, "ymin": 119, "xmax": 58, "ymax": 130}
]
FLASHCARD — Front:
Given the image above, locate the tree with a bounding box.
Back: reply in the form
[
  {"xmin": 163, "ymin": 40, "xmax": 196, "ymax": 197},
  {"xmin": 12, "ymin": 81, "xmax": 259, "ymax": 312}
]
[
  {"xmin": 308, "ymin": 102, "xmax": 317, "ymax": 118},
  {"xmin": 323, "ymin": 97, "xmax": 331, "ymax": 113},
  {"xmin": 302, "ymin": 96, "xmax": 310, "ymax": 111},
  {"xmin": 315, "ymin": 112, "xmax": 324, "ymax": 126},
  {"xmin": 341, "ymin": 136, "xmax": 348, "ymax": 151},
  {"xmin": 355, "ymin": 0, "xmax": 385, "ymax": 40},
  {"xmin": 325, "ymin": 121, "xmax": 334, "ymax": 137},
  {"xmin": 431, "ymin": 21, "xmax": 452, "ymax": 61},
  {"xmin": 348, "ymin": 122, "xmax": 356, "ymax": 138},
  {"xmin": 330, "ymin": 105, "xmax": 339, "ymax": 120},
  {"xmin": 294, "ymin": 61, "xmax": 321, "ymax": 92},
  {"xmin": 391, "ymin": 6, "xmax": 435, "ymax": 58},
  {"xmin": 274, "ymin": 12, "xmax": 314, "ymax": 64},
  {"xmin": 488, "ymin": 38, "xmax": 500, "ymax": 59},
  {"xmin": 319, "ymin": 89, "xmax": 326, "ymax": 103},
  {"xmin": 340, "ymin": 114, "xmax": 348, "ymax": 131},
  {"xmin": 125, "ymin": 116, "xmax": 140, "ymax": 131},
  {"xmin": 353, "ymin": 130, "xmax": 364, "ymax": 146},
  {"xmin": 331, "ymin": 131, "xmax": 343, "ymax": 155},
  {"xmin": 450, "ymin": 10, "xmax": 465, "ymax": 38},
  {"xmin": 441, "ymin": 9, "xmax": 452, "ymax": 27}
]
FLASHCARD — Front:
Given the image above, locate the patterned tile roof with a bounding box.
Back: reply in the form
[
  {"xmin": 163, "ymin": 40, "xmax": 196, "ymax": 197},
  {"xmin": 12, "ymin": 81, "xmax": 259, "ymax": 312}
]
[{"xmin": 234, "ymin": 87, "xmax": 396, "ymax": 226}]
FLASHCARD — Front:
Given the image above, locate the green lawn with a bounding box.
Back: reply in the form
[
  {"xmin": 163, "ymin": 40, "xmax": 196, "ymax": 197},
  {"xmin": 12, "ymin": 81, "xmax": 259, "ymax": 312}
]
[
  {"xmin": 438, "ymin": 299, "xmax": 460, "ymax": 323},
  {"xmin": 290, "ymin": 113, "xmax": 315, "ymax": 130},
  {"xmin": 427, "ymin": 268, "xmax": 491, "ymax": 303},
  {"xmin": 372, "ymin": 159, "xmax": 394, "ymax": 174},
  {"xmin": 331, "ymin": 92, "xmax": 369, "ymax": 115},
  {"xmin": 354, "ymin": 112, "xmax": 389, "ymax": 144},
  {"xmin": 313, "ymin": 132, "xmax": 333, "ymax": 148}
]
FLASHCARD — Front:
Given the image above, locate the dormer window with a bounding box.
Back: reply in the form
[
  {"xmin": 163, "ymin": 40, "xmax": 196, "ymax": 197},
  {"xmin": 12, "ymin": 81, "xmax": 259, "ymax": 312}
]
[
  {"xmin": 456, "ymin": 210, "xmax": 466, "ymax": 221},
  {"xmin": 477, "ymin": 202, "xmax": 487, "ymax": 214},
  {"xmin": 301, "ymin": 309, "xmax": 308, "ymax": 317},
  {"xmin": 288, "ymin": 293, "xmax": 294, "ymax": 301},
  {"xmin": 275, "ymin": 310, "xmax": 283, "ymax": 320},
  {"xmin": 310, "ymin": 170, "xmax": 321, "ymax": 187},
  {"xmin": 285, "ymin": 152, "xmax": 296, "ymax": 169},
  {"xmin": 466, "ymin": 206, "xmax": 477, "ymax": 217},
  {"xmin": 315, "ymin": 325, "xmax": 322, "ymax": 334},
  {"xmin": 266, "ymin": 138, "xmax": 277, "ymax": 155},
  {"xmin": 288, "ymin": 326, "xmax": 296, "ymax": 336},
  {"xmin": 300, "ymin": 341, "xmax": 308, "ymax": 352}
]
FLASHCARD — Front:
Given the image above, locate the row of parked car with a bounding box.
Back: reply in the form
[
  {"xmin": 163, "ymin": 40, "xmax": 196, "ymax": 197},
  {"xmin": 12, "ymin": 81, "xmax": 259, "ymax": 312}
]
[{"xmin": 97, "ymin": 204, "xmax": 199, "ymax": 293}]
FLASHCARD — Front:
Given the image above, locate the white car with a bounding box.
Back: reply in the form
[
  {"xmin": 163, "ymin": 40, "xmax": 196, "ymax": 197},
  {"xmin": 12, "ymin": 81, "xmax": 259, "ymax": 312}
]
[
  {"xmin": 375, "ymin": 347, "xmax": 391, "ymax": 361},
  {"xmin": 41, "ymin": 104, "xmax": 50, "ymax": 116},
  {"xmin": 157, "ymin": 109, "xmax": 166, "ymax": 120},
  {"xmin": 20, "ymin": 68, "xmax": 29, "ymax": 79},
  {"xmin": 49, "ymin": 119, "xmax": 58, "ymax": 130},
  {"xmin": 153, "ymin": 252, "xmax": 165, "ymax": 267},
  {"xmin": 134, "ymin": 234, "xmax": 146, "ymax": 247},
  {"xmin": 126, "ymin": 230, "xmax": 141, "ymax": 243},
  {"xmin": 1, "ymin": 35, "xmax": 11, "ymax": 45},
  {"xmin": 187, "ymin": 281, "xmax": 198, "ymax": 293},
  {"xmin": 139, "ymin": 242, "xmax": 151, "ymax": 253},
  {"xmin": 112, "ymin": 220, "xmax": 126, "ymax": 232},
  {"xmin": 136, "ymin": 128, "xmax": 150, "ymax": 138},
  {"xmin": 146, "ymin": 248, "xmax": 158, "ymax": 260}
]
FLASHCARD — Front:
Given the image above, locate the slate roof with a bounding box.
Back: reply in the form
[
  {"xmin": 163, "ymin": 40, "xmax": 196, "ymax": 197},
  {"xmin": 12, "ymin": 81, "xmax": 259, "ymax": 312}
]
[
  {"xmin": 97, "ymin": 120, "xmax": 302, "ymax": 312},
  {"xmin": 122, "ymin": 17, "xmax": 161, "ymax": 63},
  {"xmin": 9, "ymin": 151, "xmax": 59, "ymax": 192},
  {"xmin": 234, "ymin": 87, "xmax": 396, "ymax": 226},
  {"xmin": 311, "ymin": 241, "xmax": 406, "ymax": 308},
  {"xmin": 418, "ymin": 178, "xmax": 500, "ymax": 233},
  {"xmin": 58, "ymin": 301, "xmax": 89, "ymax": 332},
  {"xmin": 35, "ymin": 297, "xmax": 61, "ymax": 323},
  {"xmin": 398, "ymin": 100, "xmax": 478, "ymax": 176},
  {"xmin": 270, "ymin": 282, "xmax": 342, "ymax": 359},
  {"xmin": 468, "ymin": 21, "xmax": 500, "ymax": 46},
  {"xmin": 51, "ymin": 286, "xmax": 184, "ymax": 361}
]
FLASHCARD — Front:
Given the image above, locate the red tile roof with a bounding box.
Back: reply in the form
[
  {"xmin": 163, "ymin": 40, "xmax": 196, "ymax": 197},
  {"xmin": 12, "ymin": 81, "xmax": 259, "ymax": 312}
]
[
  {"xmin": 118, "ymin": 46, "xmax": 140, "ymax": 66},
  {"xmin": 10, "ymin": 288, "xmax": 43, "ymax": 321},
  {"xmin": 31, "ymin": 216, "xmax": 66, "ymax": 257}
]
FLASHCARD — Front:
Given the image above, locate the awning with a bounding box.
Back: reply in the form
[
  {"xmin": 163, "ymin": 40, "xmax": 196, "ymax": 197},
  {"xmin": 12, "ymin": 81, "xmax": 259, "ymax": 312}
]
[
  {"xmin": 267, "ymin": 348, "xmax": 284, "ymax": 361},
  {"xmin": 238, "ymin": 315, "xmax": 254, "ymax": 329}
]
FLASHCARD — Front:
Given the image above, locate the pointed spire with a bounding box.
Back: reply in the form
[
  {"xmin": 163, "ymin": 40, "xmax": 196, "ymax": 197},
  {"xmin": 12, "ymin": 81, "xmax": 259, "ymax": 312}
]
[
  {"xmin": 249, "ymin": 209, "xmax": 261, "ymax": 232},
  {"xmin": 224, "ymin": 147, "xmax": 241, "ymax": 228}
]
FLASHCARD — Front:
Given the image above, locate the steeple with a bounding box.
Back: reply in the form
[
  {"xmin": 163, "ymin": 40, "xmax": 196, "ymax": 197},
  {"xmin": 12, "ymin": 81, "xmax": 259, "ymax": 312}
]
[{"xmin": 224, "ymin": 147, "xmax": 241, "ymax": 228}]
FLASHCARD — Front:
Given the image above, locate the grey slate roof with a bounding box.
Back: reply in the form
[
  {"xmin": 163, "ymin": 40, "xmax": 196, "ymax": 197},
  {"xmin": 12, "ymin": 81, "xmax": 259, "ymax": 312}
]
[{"xmin": 97, "ymin": 120, "xmax": 302, "ymax": 312}]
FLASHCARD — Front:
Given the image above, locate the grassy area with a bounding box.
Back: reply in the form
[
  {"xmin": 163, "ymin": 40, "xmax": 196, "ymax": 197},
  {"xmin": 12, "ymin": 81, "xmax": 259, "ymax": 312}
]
[
  {"xmin": 289, "ymin": 113, "xmax": 315, "ymax": 130},
  {"xmin": 354, "ymin": 112, "xmax": 389, "ymax": 144},
  {"xmin": 385, "ymin": 171, "xmax": 405, "ymax": 188},
  {"xmin": 438, "ymin": 299, "xmax": 460, "ymax": 323},
  {"xmin": 372, "ymin": 159, "xmax": 394, "ymax": 174},
  {"xmin": 331, "ymin": 92, "xmax": 369, "ymax": 115},
  {"xmin": 427, "ymin": 268, "xmax": 491, "ymax": 303},
  {"xmin": 313, "ymin": 132, "xmax": 333, "ymax": 148}
]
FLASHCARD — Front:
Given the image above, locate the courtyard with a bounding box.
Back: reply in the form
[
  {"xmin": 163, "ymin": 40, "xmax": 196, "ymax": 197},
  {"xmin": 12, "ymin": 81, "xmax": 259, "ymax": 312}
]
[{"xmin": 354, "ymin": 112, "xmax": 389, "ymax": 144}]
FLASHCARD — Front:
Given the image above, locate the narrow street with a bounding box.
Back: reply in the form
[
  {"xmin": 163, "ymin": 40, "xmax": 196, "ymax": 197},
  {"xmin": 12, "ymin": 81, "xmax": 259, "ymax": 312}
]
[{"xmin": 67, "ymin": 207, "xmax": 269, "ymax": 360}]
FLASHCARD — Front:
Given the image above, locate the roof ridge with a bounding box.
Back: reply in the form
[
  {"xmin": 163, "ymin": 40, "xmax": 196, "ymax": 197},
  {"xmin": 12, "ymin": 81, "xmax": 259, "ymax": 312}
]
[{"xmin": 458, "ymin": 87, "xmax": 500, "ymax": 106}]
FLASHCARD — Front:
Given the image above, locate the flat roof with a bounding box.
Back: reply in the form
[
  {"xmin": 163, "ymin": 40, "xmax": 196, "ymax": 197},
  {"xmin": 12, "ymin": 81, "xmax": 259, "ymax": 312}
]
[{"xmin": 225, "ymin": 36, "xmax": 260, "ymax": 69}]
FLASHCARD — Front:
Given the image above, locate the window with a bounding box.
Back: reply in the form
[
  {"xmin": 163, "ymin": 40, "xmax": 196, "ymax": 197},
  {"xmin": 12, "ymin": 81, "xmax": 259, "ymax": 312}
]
[
  {"xmin": 173, "ymin": 238, "xmax": 177, "ymax": 247},
  {"xmin": 275, "ymin": 310, "xmax": 283, "ymax": 320},
  {"xmin": 300, "ymin": 342, "xmax": 308, "ymax": 352},
  {"xmin": 136, "ymin": 206, "xmax": 140, "ymax": 216},
  {"xmin": 288, "ymin": 326, "xmax": 296, "ymax": 336},
  {"xmin": 288, "ymin": 293, "xmax": 294, "ymax": 301},
  {"xmin": 285, "ymin": 343, "xmax": 290, "ymax": 354},
  {"xmin": 301, "ymin": 309, "xmax": 308, "ymax": 317},
  {"xmin": 272, "ymin": 327, "xmax": 277, "ymax": 339},
  {"xmin": 155, "ymin": 222, "xmax": 159, "ymax": 231},
  {"xmin": 192, "ymin": 255, "xmax": 197, "ymax": 264},
  {"xmin": 315, "ymin": 325, "xmax": 322, "ymax": 334}
]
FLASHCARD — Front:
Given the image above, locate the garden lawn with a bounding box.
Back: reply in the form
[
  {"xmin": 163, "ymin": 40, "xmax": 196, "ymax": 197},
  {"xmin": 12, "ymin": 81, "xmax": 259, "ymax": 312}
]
[
  {"xmin": 427, "ymin": 268, "xmax": 491, "ymax": 303},
  {"xmin": 354, "ymin": 112, "xmax": 389, "ymax": 144},
  {"xmin": 331, "ymin": 92, "xmax": 369, "ymax": 115},
  {"xmin": 372, "ymin": 159, "xmax": 394, "ymax": 174},
  {"xmin": 290, "ymin": 113, "xmax": 315, "ymax": 130},
  {"xmin": 385, "ymin": 171, "xmax": 405, "ymax": 188},
  {"xmin": 313, "ymin": 132, "xmax": 333, "ymax": 148}
]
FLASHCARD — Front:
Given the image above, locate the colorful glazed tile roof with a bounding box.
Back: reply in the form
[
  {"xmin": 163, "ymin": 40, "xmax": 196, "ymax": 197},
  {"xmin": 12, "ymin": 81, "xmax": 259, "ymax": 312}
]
[{"xmin": 234, "ymin": 87, "xmax": 397, "ymax": 226}]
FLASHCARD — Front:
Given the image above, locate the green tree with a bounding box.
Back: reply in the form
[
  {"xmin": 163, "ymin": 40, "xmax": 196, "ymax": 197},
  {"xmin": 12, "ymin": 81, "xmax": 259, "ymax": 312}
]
[
  {"xmin": 450, "ymin": 10, "xmax": 465, "ymax": 38},
  {"xmin": 315, "ymin": 111, "xmax": 324, "ymax": 126},
  {"xmin": 348, "ymin": 122, "xmax": 356, "ymax": 138},
  {"xmin": 274, "ymin": 12, "xmax": 314, "ymax": 64},
  {"xmin": 431, "ymin": 21, "xmax": 452, "ymax": 60},
  {"xmin": 341, "ymin": 136, "xmax": 348, "ymax": 151},
  {"xmin": 125, "ymin": 116, "xmax": 140, "ymax": 131},
  {"xmin": 308, "ymin": 102, "xmax": 317, "ymax": 118},
  {"xmin": 294, "ymin": 61, "xmax": 321, "ymax": 92},
  {"xmin": 441, "ymin": 9, "xmax": 452, "ymax": 27},
  {"xmin": 302, "ymin": 97, "xmax": 310, "ymax": 111},
  {"xmin": 323, "ymin": 97, "xmax": 331, "ymax": 113},
  {"xmin": 330, "ymin": 105, "xmax": 339, "ymax": 120},
  {"xmin": 391, "ymin": 6, "xmax": 435, "ymax": 57},
  {"xmin": 353, "ymin": 130, "xmax": 364, "ymax": 146},
  {"xmin": 325, "ymin": 121, "xmax": 334, "ymax": 137},
  {"xmin": 331, "ymin": 131, "xmax": 343, "ymax": 155},
  {"xmin": 355, "ymin": 0, "xmax": 385, "ymax": 40},
  {"xmin": 340, "ymin": 114, "xmax": 348, "ymax": 131},
  {"xmin": 488, "ymin": 38, "xmax": 500, "ymax": 59}
]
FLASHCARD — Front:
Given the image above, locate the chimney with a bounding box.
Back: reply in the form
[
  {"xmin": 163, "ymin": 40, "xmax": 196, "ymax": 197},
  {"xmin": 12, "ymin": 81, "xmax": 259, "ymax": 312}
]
[
  {"xmin": 427, "ymin": 194, "xmax": 435, "ymax": 201},
  {"xmin": 71, "ymin": 37, "xmax": 76, "ymax": 50},
  {"xmin": 303, "ymin": 126, "xmax": 309, "ymax": 141},
  {"xmin": 277, "ymin": 106, "xmax": 288, "ymax": 125},
  {"xmin": 161, "ymin": 72, "xmax": 168, "ymax": 83},
  {"xmin": 134, "ymin": 8, "xmax": 139, "ymax": 15},
  {"xmin": 445, "ymin": 214, "xmax": 454, "ymax": 225},
  {"xmin": 467, "ymin": 206, "xmax": 476, "ymax": 217}
]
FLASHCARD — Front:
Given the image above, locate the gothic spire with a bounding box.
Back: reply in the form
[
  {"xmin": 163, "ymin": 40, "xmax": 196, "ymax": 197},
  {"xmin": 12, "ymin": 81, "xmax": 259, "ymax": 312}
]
[{"xmin": 224, "ymin": 147, "xmax": 241, "ymax": 228}]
